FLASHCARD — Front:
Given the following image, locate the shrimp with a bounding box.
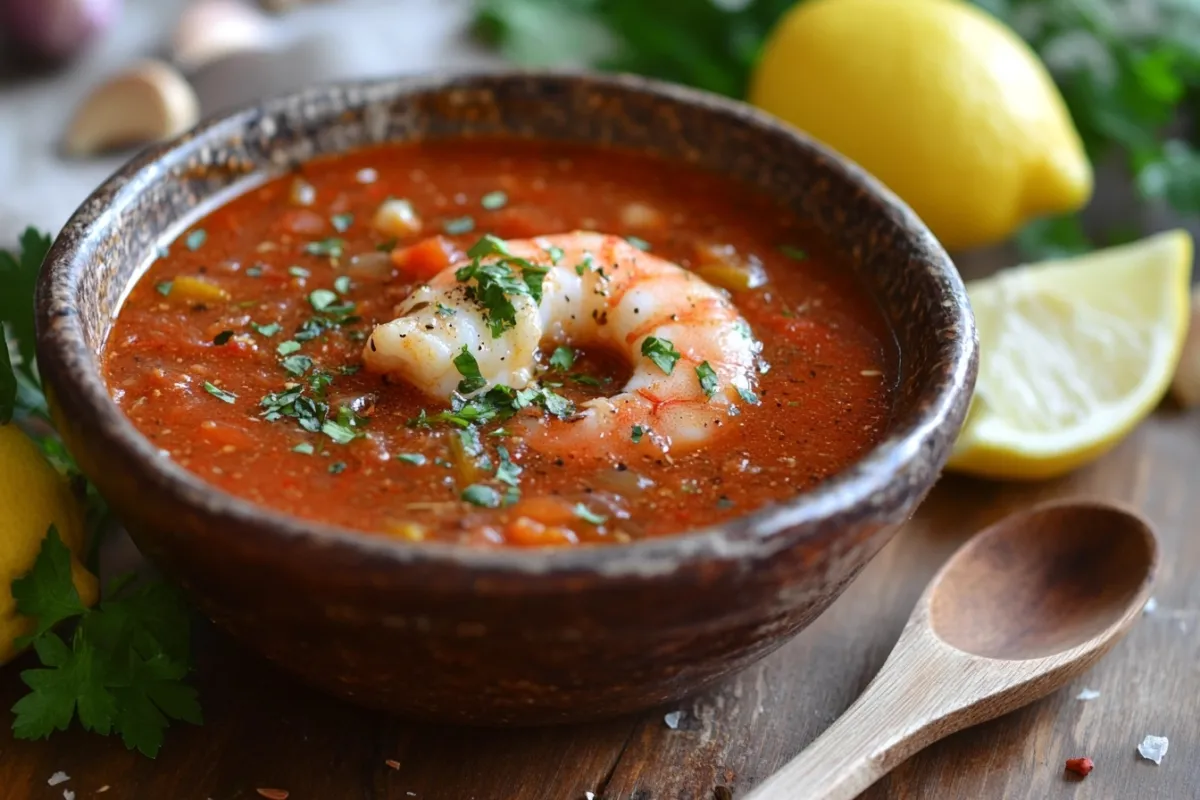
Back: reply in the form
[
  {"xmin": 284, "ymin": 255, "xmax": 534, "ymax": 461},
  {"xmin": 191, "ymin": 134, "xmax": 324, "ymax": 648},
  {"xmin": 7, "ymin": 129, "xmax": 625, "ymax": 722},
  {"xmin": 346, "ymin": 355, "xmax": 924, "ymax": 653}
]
[{"xmin": 363, "ymin": 231, "xmax": 762, "ymax": 458}]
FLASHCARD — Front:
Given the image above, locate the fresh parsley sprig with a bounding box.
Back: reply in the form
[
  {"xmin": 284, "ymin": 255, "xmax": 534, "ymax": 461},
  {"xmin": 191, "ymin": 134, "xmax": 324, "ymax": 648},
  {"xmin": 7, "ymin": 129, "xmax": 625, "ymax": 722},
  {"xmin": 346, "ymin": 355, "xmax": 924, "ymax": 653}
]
[{"xmin": 455, "ymin": 235, "xmax": 551, "ymax": 337}]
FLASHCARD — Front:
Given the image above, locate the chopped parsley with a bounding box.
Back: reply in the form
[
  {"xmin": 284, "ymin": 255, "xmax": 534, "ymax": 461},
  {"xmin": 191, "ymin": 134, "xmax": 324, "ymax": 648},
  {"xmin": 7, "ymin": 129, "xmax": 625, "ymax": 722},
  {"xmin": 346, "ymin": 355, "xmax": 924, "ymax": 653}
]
[
  {"xmin": 280, "ymin": 354, "xmax": 313, "ymax": 376},
  {"xmin": 435, "ymin": 303, "xmax": 456, "ymax": 317},
  {"xmin": 292, "ymin": 442, "xmax": 315, "ymax": 455},
  {"xmin": 641, "ymin": 336, "xmax": 680, "ymax": 375},
  {"xmin": 185, "ymin": 229, "xmax": 207, "ymax": 251},
  {"xmin": 495, "ymin": 445, "xmax": 522, "ymax": 486},
  {"xmin": 331, "ymin": 213, "xmax": 354, "ymax": 233},
  {"xmin": 461, "ymin": 484, "xmax": 501, "ymax": 507},
  {"xmin": 779, "ymin": 245, "xmax": 807, "ymax": 260},
  {"xmin": 480, "ymin": 190, "xmax": 508, "ymax": 210},
  {"xmin": 396, "ymin": 453, "xmax": 426, "ymax": 465},
  {"xmin": 321, "ymin": 405, "xmax": 365, "ymax": 445},
  {"xmin": 333, "ymin": 275, "xmax": 352, "ymax": 295},
  {"xmin": 277, "ymin": 340, "xmax": 302, "ymax": 356},
  {"xmin": 453, "ymin": 346, "xmax": 488, "ymax": 395},
  {"xmin": 293, "ymin": 317, "xmax": 330, "ymax": 342},
  {"xmin": 304, "ymin": 238, "xmax": 345, "ymax": 258},
  {"xmin": 328, "ymin": 461, "xmax": 347, "ymax": 475},
  {"xmin": 696, "ymin": 361, "xmax": 719, "ymax": 399},
  {"xmin": 411, "ymin": 382, "xmax": 575, "ymax": 429},
  {"xmin": 212, "ymin": 330, "xmax": 234, "ymax": 346},
  {"xmin": 545, "ymin": 245, "xmax": 564, "ymax": 264},
  {"xmin": 457, "ymin": 426, "xmax": 484, "ymax": 457},
  {"xmin": 288, "ymin": 266, "xmax": 311, "ymax": 278},
  {"xmin": 252, "ymin": 322, "xmax": 281, "ymax": 337},
  {"xmin": 549, "ymin": 345, "xmax": 575, "ymax": 370},
  {"xmin": 625, "ymin": 235, "xmax": 651, "ymax": 251},
  {"xmin": 573, "ymin": 503, "xmax": 607, "ymax": 525},
  {"xmin": 631, "ymin": 424, "xmax": 646, "ymax": 444},
  {"xmin": 246, "ymin": 265, "xmax": 263, "ymax": 277},
  {"xmin": 443, "ymin": 216, "xmax": 476, "ymax": 235},
  {"xmin": 574, "ymin": 253, "xmax": 596, "ymax": 276},
  {"xmin": 155, "ymin": 280, "xmax": 173, "ymax": 297},
  {"xmin": 203, "ymin": 382, "xmax": 237, "ymax": 404},
  {"xmin": 570, "ymin": 374, "xmax": 603, "ymax": 387},
  {"xmin": 309, "ymin": 289, "xmax": 338, "ymax": 311},
  {"xmin": 454, "ymin": 235, "xmax": 551, "ymax": 337},
  {"xmin": 737, "ymin": 386, "xmax": 760, "ymax": 405}
]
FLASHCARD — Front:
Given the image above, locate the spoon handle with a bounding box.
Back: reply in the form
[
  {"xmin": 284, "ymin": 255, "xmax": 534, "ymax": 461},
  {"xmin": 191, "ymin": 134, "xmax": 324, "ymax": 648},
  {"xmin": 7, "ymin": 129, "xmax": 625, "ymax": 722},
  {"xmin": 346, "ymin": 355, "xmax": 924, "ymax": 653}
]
[{"xmin": 744, "ymin": 626, "xmax": 965, "ymax": 800}]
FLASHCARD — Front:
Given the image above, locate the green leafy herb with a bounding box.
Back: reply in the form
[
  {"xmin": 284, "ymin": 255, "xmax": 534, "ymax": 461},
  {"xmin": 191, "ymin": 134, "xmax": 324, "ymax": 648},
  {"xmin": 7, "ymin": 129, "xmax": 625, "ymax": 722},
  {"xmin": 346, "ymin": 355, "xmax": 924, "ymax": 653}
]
[
  {"xmin": 778, "ymin": 245, "xmax": 807, "ymax": 260},
  {"xmin": 453, "ymin": 345, "xmax": 488, "ymax": 395},
  {"xmin": 304, "ymin": 238, "xmax": 345, "ymax": 259},
  {"xmin": 435, "ymin": 303, "xmax": 456, "ymax": 317},
  {"xmin": 631, "ymin": 424, "xmax": 646, "ymax": 444},
  {"xmin": 155, "ymin": 281, "xmax": 173, "ymax": 297},
  {"xmin": 321, "ymin": 419, "xmax": 358, "ymax": 445},
  {"xmin": 549, "ymin": 345, "xmax": 575, "ymax": 371},
  {"xmin": 252, "ymin": 322, "xmax": 281, "ymax": 337},
  {"xmin": 545, "ymin": 245, "xmax": 564, "ymax": 264},
  {"xmin": 411, "ymin": 382, "xmax": 575, "ymax": 430},
  {"xmin": 454, "ymin": 235, "xmax": 551, "ymax": 337},
  {"xmin": 396, "ymin": 453, "xmax": 426, "ymax": 465},
  {"xmin": 334, "ymin": 275, "xmax": 352, "ymax": 295},
  {"xmin": 462, "ymin": 484, "xmax": 502, "ymax": 507},
  {"xmin": 570, "ymin": 374, "xmax": 603, "ymax": 387},
  {"xmin": 443, "ymin": 216, "xmax": 476, "ymax": 235},
  {"xmin": 573, "ymin": 503, "xmax": 607, "ymax": 525},
  {"xmin": 288, "ymin": 266, "xmax": 311, "ymax": 278},
  {"xmin": 10, "ymin": 527, "xmax": 200, "ymax": 757},
  {"xmin": 309, "ymin": 289, "xmax": 338, "ymax": 311},
  {"xmin": 737, "ymin": 386, "xmax": 760, "ymax": 405},
  {"xmin": 292, "ymin": 442, "xmax": 315, "ymax": 455},
  {"xmin": 184, "ymin": 229, "xmax": 207, "ymax": 251},
  {"xmin": 245, "ymin": 265, "xmax": 263, "ymax": 278},
  {"xmin": 212, "ymin": 330, "xmax": 234, "ymax": 346},
  {"xmin": 481, "ymin": 191, "xmax": 508, "ymax": 210},
  {"xmin": 277, "ymin": 340, "xmax": 302, "ymax": 356},
  {"xmin": 329, "ymin": 462, "xmax": 347, "ymax": 475},
  {"xmin": 495, "ymin": 445, "xmax": 522, "ymax": 486},
  {"xmin": 203, "ymin": 382, "xmax": 237, "ymax": 404},
  {"xmin": 280, "ymin": 354, "xmax": 314, "ymax": 376},
  {"xmin": 625, "ymin": 235, "xmax": 651, "ymax": 251},
  {"xmin": 696, "ymin": 361, "xmax": 719, "ymax": 398},
  {"xmin": 641, "ymin": 337, "xmax": 680, "ymax": 375},
  {"xmin": 331, "ymin": 213, "xmax": 354, "ymax": 233}
]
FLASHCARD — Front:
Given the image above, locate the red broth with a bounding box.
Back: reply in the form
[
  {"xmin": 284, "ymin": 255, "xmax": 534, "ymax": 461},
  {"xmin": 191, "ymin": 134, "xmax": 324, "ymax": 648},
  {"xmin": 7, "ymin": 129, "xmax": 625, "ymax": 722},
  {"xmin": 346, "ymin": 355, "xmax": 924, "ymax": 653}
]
[{"xmin": 103, "ymin": 140, "xmax": 896, "ymax": 546}]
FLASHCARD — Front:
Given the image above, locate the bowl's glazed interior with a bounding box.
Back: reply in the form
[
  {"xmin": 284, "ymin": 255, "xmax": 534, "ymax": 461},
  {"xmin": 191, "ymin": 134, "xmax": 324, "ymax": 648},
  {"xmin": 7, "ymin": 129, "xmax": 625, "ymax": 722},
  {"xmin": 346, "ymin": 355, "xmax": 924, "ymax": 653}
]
[{"xmin": 36, "ymin": 72, "xmax": 976, "ymax": 723}]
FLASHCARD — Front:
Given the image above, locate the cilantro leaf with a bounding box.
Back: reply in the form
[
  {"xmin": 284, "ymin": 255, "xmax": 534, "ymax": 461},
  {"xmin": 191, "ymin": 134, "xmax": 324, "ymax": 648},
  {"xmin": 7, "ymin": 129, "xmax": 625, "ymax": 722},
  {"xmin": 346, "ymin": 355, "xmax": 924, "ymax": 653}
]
[
  {"xmin": 631, "ymin": 424, "xmax": 646, "ymax": 443},
  {"xmin": 696, "ymin": 361, "xmax": 719, "ymax": 399},
  {"xmin": 641, "ymin": 336, "xmax": 680, "ymax": 375},
  {"xmin": 549, "ymin": 345, "xmax": 575, "ymax": 371},
  {"xmin": 462, "ymin": 484, "xmax": 501, "ymax": 507},
  {"xmin": 305, "ymin": 238, "xmax": 345, "ymax": 258},
  {"xmin": 454, "ymin": 345, "xmax": 488, "ymax": 395},
  {"xmin": 573, "ymin": 503, "xmax": 607, "ymax": 525},
  {"xmin": 203, "ymin": 382, "xmax": 238, "ymax": 404},
  {"xmin": 481, "ymin": 190, "xmax": 508, "ymax": 210},
  {"xmin": 496, "ymin": 445, "xmax": 522, "ymax": 486}
]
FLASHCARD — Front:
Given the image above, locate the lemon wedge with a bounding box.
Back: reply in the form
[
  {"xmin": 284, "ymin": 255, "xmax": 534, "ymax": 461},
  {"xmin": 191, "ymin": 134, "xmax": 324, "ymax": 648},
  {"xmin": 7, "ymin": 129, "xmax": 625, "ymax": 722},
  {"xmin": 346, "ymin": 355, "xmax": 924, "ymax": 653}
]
[{"xmin": 948, "ymin": 230, "xmax": 1193, "ymax": 480}]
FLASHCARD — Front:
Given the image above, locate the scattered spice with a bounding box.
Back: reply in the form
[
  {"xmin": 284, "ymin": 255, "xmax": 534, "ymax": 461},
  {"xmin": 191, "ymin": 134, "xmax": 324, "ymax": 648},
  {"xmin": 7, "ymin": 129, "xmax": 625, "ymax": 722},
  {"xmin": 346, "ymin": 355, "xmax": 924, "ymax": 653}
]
[
  {"xmin": 47, "ymin": 772, "xmax": 69, "ymax": 786},
  {"xmin": 1064, "ymin": 757, "xmax": 1094, "ymax": 777}
]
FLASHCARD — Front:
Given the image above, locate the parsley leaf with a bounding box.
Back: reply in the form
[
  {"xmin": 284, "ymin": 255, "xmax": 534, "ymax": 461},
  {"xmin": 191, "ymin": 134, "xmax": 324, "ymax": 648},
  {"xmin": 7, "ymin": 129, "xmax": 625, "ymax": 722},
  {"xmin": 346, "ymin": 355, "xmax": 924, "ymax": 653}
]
[
  {"xmin": 481, "ymin": 190, "xmax": 508, "ymax": 210},
  {"xmin": 396, "ymin": 453, "xmax": 426, "ymax": 465},
  {"xmin": 454, "ymin": 345, "xmax": 488, "ymax": 395},
  {"xmin": 444, "ymin": 216, "xmax": 476, "ymax": 235},
  {"xmin": 462, "ymin": 484, "xmax": 501, "ymax": 507},
  {"xmin": 10, "ymin": 527, "xmax": 86, "ymax": 644},
  {"xmin": 280, "ymin": 354, "xmax": 313, "ymax": 376},
  {"xmin": 549, "ymin": 345, "xmax": 575, "ymax": 371},
  {"xmin": 696, "ymin": 361, "xmax": 719, "ymax": 398},
  {"xmin": 184, "ymin": 229, "xmax": 207, "ymax": 251},
  {"xmin": 0, "ymin": 227, "xmax": 51, "ymax": 416},
  {"xmin": 631, "ymin": 424, "xmax": 646, "ymax": 444},
  {"xmin": 455, "ymin": 235, "xmax": 551, "ymax": 337},
  {"xmin": 573, "ymin": 503, "xmax": 607, "ymax": 525},
  {"xmin": 641, "ymin": 336, "xmax": 680, "ymax": 375},
  {"xmin": 304, "ymin": 238, "xmax": 345, "ymax": 258},
  {"xmin": 331, "ymin": 213, "xmax": 354, "ymax": 233},
  {"xmin": 253, "ymin": 322, "xmax": 282, "ymax": 337},
  {"xmin": 496, "ymin": 445, "xmax": 522, "ymax": 486},
  {"xmin": 203, "ymin": 382, "xmax": 237, "ymax": 404}
]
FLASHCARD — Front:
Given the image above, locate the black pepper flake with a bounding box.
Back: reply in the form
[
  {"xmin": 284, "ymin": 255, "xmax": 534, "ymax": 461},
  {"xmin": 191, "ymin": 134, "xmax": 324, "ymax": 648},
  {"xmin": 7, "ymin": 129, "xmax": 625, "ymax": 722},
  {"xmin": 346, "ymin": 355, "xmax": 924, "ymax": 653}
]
[{"xmin": 369, "ymin": 338, "xmax": 377, "ymax": 351}]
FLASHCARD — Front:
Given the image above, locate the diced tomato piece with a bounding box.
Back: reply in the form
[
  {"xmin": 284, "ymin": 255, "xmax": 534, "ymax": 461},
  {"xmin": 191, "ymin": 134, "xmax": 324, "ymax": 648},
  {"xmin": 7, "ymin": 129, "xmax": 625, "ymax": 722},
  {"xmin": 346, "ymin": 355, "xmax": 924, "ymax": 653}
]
[
  {"xmin": 505, "ymin": 517, "xmax": 579, "ymax": 547},
  {"xmin": 391, "ymin": 236, "xmax": 462, "ymax": 281}
]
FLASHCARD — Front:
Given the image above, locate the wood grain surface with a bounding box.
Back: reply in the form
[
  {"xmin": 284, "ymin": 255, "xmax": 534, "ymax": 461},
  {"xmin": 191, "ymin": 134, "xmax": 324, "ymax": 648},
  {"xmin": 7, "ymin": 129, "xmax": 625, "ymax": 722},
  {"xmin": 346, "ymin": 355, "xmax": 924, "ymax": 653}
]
[{"xmin": 1, "ymin": 402, "xmax": 1197, "ymax": 799}]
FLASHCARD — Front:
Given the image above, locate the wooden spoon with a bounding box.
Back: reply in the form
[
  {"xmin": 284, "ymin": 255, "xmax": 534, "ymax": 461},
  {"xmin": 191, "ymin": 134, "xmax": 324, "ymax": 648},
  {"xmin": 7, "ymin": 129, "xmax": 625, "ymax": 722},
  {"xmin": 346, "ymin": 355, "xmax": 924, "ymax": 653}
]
[{"xmin": 746, "ymin": 500, "xmax": 1158, "ymax": 800}]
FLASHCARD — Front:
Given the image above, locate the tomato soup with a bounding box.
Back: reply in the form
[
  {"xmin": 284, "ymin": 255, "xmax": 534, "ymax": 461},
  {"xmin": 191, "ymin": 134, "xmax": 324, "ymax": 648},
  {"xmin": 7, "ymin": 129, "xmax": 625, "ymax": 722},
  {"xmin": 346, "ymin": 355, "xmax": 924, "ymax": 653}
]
[{"xmin": 103, "ymin": 140, "xmax": 896, "ymax": 546}]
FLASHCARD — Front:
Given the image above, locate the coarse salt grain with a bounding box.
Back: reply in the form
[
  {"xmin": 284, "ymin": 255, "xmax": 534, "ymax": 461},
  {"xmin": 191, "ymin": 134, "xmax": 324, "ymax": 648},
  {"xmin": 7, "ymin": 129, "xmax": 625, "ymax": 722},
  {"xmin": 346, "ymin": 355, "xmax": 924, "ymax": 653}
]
[
  {"xmin": 63, "ymin": 791, "xmax": 75, "ymax": 800},
  {"xmin": 48, "ymin": 772, "xmax": 69, "ymax": 786},
  {"xmin": 1144, "ymin": 597, "xmax": 1158, "ymax": 614},
  {"xmin": 586, "ymin": 793, "xmax": 596, "ymax": 800},
  {"xmin": 664, "ymin": 711, "xmax": 683, "ymax": 729},
  {"xmin": 1076, "ymin": 688, "xmax": 1101, "ymax": 701},
  {"xmin": 1138, "ymin": 735, "xmax": 1169, "ymax": 764}
]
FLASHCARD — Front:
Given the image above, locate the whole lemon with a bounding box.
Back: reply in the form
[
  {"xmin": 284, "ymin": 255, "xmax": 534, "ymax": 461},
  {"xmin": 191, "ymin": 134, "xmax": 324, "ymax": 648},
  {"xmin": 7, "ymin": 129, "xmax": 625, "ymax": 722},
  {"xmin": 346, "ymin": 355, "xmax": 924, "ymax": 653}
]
[
  {"xmin": 749, "ymin": 0, "xmax": 1092, "ymax": 250},
  {"xmin": 0, "ymin": 424, "xmax": 98, "ymax": 664}
]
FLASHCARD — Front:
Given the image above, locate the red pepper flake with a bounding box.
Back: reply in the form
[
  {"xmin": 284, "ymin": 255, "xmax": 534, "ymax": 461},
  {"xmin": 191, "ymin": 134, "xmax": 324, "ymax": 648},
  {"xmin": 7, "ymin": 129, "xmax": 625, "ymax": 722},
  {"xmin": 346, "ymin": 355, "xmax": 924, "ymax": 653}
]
[
  {"xmin": 1065, "ymin": 757, "xmax": 1094, "ymax": 777},
  {"xmin": 256, "ymin": 789, "xmax": 290, "ymax": 799},
  {"xmin": 385, "ymin": 759, "xmax": 401, "ymax": 770}
]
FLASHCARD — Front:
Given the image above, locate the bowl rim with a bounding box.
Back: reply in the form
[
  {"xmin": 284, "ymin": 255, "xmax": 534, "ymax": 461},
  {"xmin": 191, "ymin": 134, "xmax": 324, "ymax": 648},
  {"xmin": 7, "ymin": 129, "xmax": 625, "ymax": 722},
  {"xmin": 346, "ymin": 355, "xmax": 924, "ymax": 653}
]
[{"xmin": 36, "ymin": 69, "xmax": 977, "ymax": 578}]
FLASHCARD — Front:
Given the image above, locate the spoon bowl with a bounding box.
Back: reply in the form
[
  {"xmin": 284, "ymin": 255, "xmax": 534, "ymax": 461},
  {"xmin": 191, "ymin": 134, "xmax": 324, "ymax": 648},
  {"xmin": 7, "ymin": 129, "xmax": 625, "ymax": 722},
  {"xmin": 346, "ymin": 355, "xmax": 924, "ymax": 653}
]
[
  {"xmin": 930, "ymin": 501, "xmax": 1157, "ymax": 659},
  {"xmin": 747, "ymin": 499, "xmax": 1158, "ymax": 800}
]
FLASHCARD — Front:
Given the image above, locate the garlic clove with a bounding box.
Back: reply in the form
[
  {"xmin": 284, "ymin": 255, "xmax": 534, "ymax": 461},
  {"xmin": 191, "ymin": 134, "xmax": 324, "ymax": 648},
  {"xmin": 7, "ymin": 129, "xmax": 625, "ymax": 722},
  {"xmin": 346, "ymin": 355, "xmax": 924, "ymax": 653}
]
[
  {"xmin": 62, "ymin": 59, "xmax": 200, "ymax": 157},
  {"xmin": 172, "ymin": 0, "xmax": 273, "ymax": 73},
  {"xmin": 1171, "ymin": 284, "xmax": 1200, "ymax": 408}
]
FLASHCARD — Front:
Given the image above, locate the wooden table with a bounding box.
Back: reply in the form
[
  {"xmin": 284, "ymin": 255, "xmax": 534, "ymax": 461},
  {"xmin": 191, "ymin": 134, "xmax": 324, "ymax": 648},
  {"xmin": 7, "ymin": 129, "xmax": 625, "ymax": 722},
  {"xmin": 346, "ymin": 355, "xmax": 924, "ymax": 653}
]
[{"xmin": 2, "ymin": 401, "xmax": 1197, "ymax": 799}]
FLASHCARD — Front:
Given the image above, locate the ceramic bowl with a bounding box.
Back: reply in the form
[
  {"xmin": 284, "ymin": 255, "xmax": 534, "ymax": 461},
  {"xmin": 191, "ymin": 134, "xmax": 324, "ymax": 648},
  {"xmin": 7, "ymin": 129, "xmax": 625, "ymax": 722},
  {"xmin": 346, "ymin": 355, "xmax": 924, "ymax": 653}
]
[{"xmin": 36, "ymin": 71, "xmax": 977, "ymax": 725}]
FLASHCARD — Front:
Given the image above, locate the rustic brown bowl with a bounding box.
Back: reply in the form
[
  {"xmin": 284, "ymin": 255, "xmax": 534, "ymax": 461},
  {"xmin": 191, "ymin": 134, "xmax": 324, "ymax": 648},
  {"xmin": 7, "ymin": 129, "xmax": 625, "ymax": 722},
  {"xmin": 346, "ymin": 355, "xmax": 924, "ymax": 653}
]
[{"xmin": 36, "ymin": 71, "xmax": 977, "ymax": 725}]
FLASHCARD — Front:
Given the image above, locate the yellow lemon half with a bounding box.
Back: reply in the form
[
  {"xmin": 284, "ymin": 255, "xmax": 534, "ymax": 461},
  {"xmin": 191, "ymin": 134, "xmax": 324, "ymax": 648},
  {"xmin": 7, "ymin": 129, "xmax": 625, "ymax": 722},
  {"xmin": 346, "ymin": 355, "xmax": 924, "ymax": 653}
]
[
  {"xmin": 948, "ymin": 230, "xmax": 1193, "ymax": 480},
  {"xmin": 0, "ymin": 424, "xmax": 98, "ymax": 663},
  {"xmin": 750, "ymin": 0, "xmax": 1092, "ymax": 251}
]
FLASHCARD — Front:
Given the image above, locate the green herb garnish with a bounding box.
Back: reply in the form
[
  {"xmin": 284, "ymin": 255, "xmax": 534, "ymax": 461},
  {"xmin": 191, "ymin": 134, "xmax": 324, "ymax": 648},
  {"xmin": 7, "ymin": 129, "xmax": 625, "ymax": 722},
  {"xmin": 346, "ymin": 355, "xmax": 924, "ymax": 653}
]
[
  {"xmin": 631, "ymin": 424, "xmax": 646, "ymax": 444},
  {"xmin": 155, "ymin": 281, "xmax": 173, "ymax": 297},
  {"xmin": 461, "ymin": 484, "xmax": 501, "ymax": 507},
  {"xmin": 252, "ymin": 322, "xmax": 281, "ymax": 337},
  {"xmin": 443, "ymin": 216, "xmax": 476, "ymax": 235},
  {"xmin": 203, "ymin": 382, "xmax": 237, "ymax": 404},
  {"xmin": 696, "ymin": 361, "xmax": 719, "ymax": 399},
  {"xmin": 331, "ymin": 213, "xmax": 354, "ymax": 233},
  {"xmin": 549, "ymin": 345, "xmax": 575, "ymax": 371},
  {"xmin": 396, "ymin": 453, "xmax": 426, "ymax": 465},
  {"xmin": 573, "ymin": 504, "xmax": 607, "ymax": 525},
  {"xmin": 277, "ymin": 340, "xmax": 302, "ymax": 356},
  {"xmin": 309, "ymin": 289, "xmax": 338, "ymax": 311},
  {"xmin": 737, "ymin": 386, "xmax": 760, "ymax": 405},
  {"xmin": 280, "ymin": 354, "xmax": 314, "ymax": 376},
  {"xmin": 454, "ymin": 235, "xmax": 551, "ymax": 337},
  {"xmin": 453, "ymin": 346, "xmax": 488, "ymax": 395},
  {"xmin": 328, "ymin": 462, "xmax": 347, "ymax": 475},
  {"xmin": 293, "ymin": 442, "xmax": 315, "ymax": 454},
  {"xmin": 185, "ymin": 229, "xmax": 207, "ymax": 251},
  {"xmin": 641, "ymin": 336, "xmax": 680, "ymax": 375},
  {"xmin": 305, "ymin": 238, "xmax": 345, "ymax": 259},
  {"xmin": 288, "ymin": 266, "xmax": 311, "ymax": 278},
  {"xmin": 481, "ymin": 191, "xmax": 508, "ymax": 210},
  {"xmin": 495, "ymin": 445, "xmax": 522, "ymax": 486},
  {"xmin": 334, "ymin": 275, "xmax": 352, "ymax": 295},
  {"xmin": 778, "ymin": 245, "xmax": 807, "ymax": 260}
]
